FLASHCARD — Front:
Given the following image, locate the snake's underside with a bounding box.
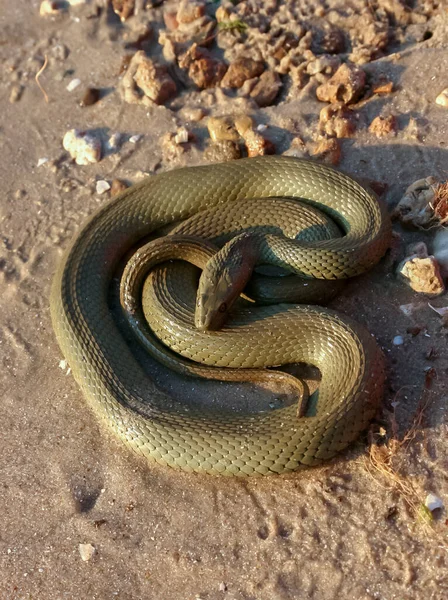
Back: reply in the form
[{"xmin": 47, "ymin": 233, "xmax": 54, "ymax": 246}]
[{"xmin": 50, "ymin": 156, "xmax": 391, "ymax": 476}]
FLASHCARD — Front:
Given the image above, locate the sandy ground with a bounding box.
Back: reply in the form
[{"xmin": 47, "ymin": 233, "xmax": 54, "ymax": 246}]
[{"xmin": 1, "ymin": 1, "xmax": 448, "ymax": 599}]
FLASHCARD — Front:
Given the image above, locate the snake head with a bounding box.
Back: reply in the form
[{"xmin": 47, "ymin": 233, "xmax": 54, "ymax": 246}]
[{"xmin": 195, "ymin": 233, "xmax": 257, "ymax": 331}]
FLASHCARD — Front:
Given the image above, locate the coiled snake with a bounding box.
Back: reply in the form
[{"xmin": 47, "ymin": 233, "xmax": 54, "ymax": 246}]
[{"xmin": 50, "ymin": 156, "xmax": 391, "ymax": 476}]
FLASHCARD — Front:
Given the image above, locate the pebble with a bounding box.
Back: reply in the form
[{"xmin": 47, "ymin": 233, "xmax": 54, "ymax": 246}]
[
  {"xmin": 319, "ymin": 103, "xmax": 356, "ymax": 138},
  {"xmin": 316, "ymin": 63, "xmax": 366, "ymax": 105},
  {"xmin": 392, "ymin": 177, "xmax": 439, "ymax": 228},
  {"xmin": 207, "ymin": 116, "xmax": 239, "ymax": 142},
  {"xmin": 9, "ymin": 84, "xmax": 23, "ymax": 103},
  {"xmin": 63, "ymin": 129, "xmax": 102, "ymax": 165},
  {"xmin": 129, "ymin": 134, "xmax": 142, "ymax": 144},
  {"xmin": 112, "ymin": 0, "xmax": 135, "ymax": 22},
  {"xmin": 174, "ymin": 126, "xmax": 189, "ymax": 144},
  {"xmin": 37, "ymin": 157, "xmax": 49, "ymax": 167},
  {"xmin": 393, "ymin": 336, "xmax": 404, "ymax": 346},
  {"xmin": 220, "ymin": 58, "xmax": 265, "ymax": 89},
  {"xmin": 425, "ymin": 493, "xmax": 444, "ymax": 512},
  {"xmin": 120, "ymin": 51, "xmax": 177, "ymax": 106},
  {"xmin": 204, "ymin": 140, "xmax": 241, "ymax": 163},
  {"xmin": 66, "ymin": 78, "xmax": 81, "ymax": 92},
  {"xmin": 80, "ymin": 87, "xmax": 100, "ymax": 107},
  {"xmin": 249, "ymin": 70, "xmax": 282, "ymax": 107},
  {"xmin": 369, "ymin": 115, "xmax": 397, "ymax": 138},
  {"xmin": 96, "ymin": 180, "xmax": 111, "ymax": 195},
  {"xmin": 111, "ymin": 179, "xmax": 128, "ymax": 196},
  {"xmin": 435, "ymin": 88, "xmax": 448, "ymax": 107},
  {"xmin": 40, "ymin": 1, "xmax": 64, "ymax": 16},
  {"xmin": 398, "ymin": 256, "xmax": 445, "ymax": 296},
  {"xmin": 312, "ymin": 138, "xmax": 341, "ymax": 165},
  {"xmin": 79, "ymin": 543, "xmax": 96, "ymax": 562}
]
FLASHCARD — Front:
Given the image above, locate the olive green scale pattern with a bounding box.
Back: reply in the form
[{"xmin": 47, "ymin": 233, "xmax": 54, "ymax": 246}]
[{"xmin": 50, "ymin": 156, "xmax": 391, "ymax": 476}]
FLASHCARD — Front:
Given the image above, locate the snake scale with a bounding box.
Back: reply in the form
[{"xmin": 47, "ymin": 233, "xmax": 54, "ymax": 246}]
[{"xmin": 50, "ymin": 156, "xmax": 391, "ymax": 476}]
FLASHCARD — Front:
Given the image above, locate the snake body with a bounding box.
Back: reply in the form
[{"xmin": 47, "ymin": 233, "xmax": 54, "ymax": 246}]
[{"xmin": 50, "ymin": 156, "xmax": 391, "ymax": 476}]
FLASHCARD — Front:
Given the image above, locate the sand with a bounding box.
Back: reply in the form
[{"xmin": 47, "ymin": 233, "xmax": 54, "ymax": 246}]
[{"xmin": 1, "ymin": 1, "xmax": 448, "ymax": 598}]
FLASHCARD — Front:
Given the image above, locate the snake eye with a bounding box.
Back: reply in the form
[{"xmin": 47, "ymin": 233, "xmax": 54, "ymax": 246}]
[{"xmin": 218, "ymin": 302, "xmax": 227, "ymax": 313}]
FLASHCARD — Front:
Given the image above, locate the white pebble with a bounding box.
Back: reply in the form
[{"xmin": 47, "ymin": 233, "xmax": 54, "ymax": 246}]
[
  {"xmin": 257, "ymin": 124, "xmax": 268, "ymax": 132},
  {"xmin": 66, "ymin": 78, "xmax": 81, "ymax": 92},
  {"xmin": 37, "ymin": 157, "xmax": 49, "ymax": 167},
  {"xmin": 174, "ymin": 127, "xmax": 189, "ymax": 144},
  {"xmin": 435, "ymin": 88, "xmax": 448, "ymax": 107},
  {"xmin": 40, "ymin": 1, "xmax": 62, "ymax": 16},
  {"xmin": 79, "ymin": 543, "xmax": 96, "ymax": 561},
  {"xmin": 96, "ymin": 180, "xmax": 111, "ymax": 195},
  {"xmin": 393, "ymin": 335, "xmax": 404, "ymax": 346},
  {"xmin": 425, "ymin": 493, "xmax": 444, "ymax": 512},
  {"xmin": 59, "ymin": 359, "xmax": 67, "ymax": 370},
  {"xmin": 129, "ymin": 134, "xmax": 142, "ymax": 144},
  {"xmin": 63, "ymin": 129, "xmax": 102, "ymax": 165}
]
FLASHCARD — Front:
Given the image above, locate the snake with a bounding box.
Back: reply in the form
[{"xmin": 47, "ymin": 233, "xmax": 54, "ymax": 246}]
[{"xmin": 50, "ymin": 156, "xmax": 391, "ymax": 476}]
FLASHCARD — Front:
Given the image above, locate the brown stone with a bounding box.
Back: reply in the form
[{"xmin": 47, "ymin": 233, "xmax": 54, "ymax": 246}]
[
  {"xmin": 312, "ymin": 138, "xmax": 341, "ymax": 165},
  {"xmin": 318, "ymin": 103, "xmax": 356, "ymax": 138},
  {"xmin": 207, "ymin": 116, "xmax": 239, "ymax": 142},
  {"xmin": 112, "ymin": 0, "xmax": 135, "ymax": 22},
  {"xmin": 188, "ymin": 57, "xmax": 228, "ymax": 88},
  {"xmin": 220, "ymin": 58, "xmax": 265, "ymax": 89},
  {"xmin": 204, "ymin": 140, "xmax": 241, "ymax": 163},
  {"xmin": 120, "ymin": 51, "xmax": 177, "ymax": 106},
  {"xmin": 177, "ymin": 0, "xmax": 205, "ymax": 25},
  {"xmin": 249, "ymin": 71, "xmax": 282, "ymax": 107},
  {"xmin": 111, "ymin": 179, "xmax": 128, "ymax": 197},
  {"xmin": 369, "ymin": 115, "xmax": 397, "ymax": 138},
  {"xmin": 316, "ymin": 63, "xmax": 366, "ymax": 105}
]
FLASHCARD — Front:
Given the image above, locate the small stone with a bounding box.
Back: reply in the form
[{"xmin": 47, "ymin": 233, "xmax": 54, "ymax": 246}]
[
  {"xmin": 66, "ymin": 78, "xmax": 81, "ymax": 92},
  {"xmin": 79, "ymin": 543, "xmax": 96, "ymax": 562},
  {"xmin": 244, "ymin": 130, "xmax": 275, "ymax": 157},
  {"xmin": 9, "ymin": 84, "xmax": 23, "ymax": 103},
  {"xmin": 120, "ymin": 51, "xmax": 177, "ymax": 106},
  {"xmin": 435, "ymin": 88, "xmax": 448, "ymax": 107},
  {"xmin": 392, "ymin": 177, "xmax": 439, "ymax": 228},
  {"xmin": 129, "ymin": 134, "xmax": 142, "ymax": 144},
  {"xmin": 318, "ymin": 103, "xmax": 356, "ymax": 138},
  {"xmin": 177, "ymin": 0, "xmax": 205, "ymax": 25},
  {"xmin": 312, "ymin": 138, "xmax": 341, "ymax": 165},
  {"xmin": 218, "ymin": 582, "xmax": 227, "ymax": 592},
  {"xmin": 220, "ymin": 58, "xmax": 265, "ymax": 89},
  {"xmin": 207, "ymin": 116, "xmax": 239, "ymax": 142},
  {"xmin": 37, "ymin": 158, "xmax": 49, "ymax": 167},
  {"xmin": 112, "ymin": 0, "xmax": 135, "ymax": 22},
  {"xmin": 425, "ymin": 493, "xmax": 444, "ymax": 512},
  {"xmin": 234, "ymin": 115, "xmax": 254, "ymax": 138},
  {"xmin": 373, "ymin": 81, "xmax": 394, "ymax": 95},
  {"xmin": 63, "ymin": 129, "xmax": 102, "ymax": 165},
  {"xmin": 249, "ymin": 71, "xmax": 282, "ymax": 107},
  {"xmin": 80, "ymin": 87, "xmax": 101, "ymax": 107},
  {"xmin": 39, "ymin": 0, "xmax": 64, "ymax": 16},
  {"xmin": 111, "ymin": 179, "xmax": 128, "ymax": 196},
  {"xmin": 174, "ymin": 126, "xmax": 189, "ymax": 144},
  {"xmin": 398, "ymin": 256, "xmax": 445, "ymax": 296},
  {"xmin": 188, "ymin": 57, "xmax": 228, "ymax": 89},
  {"xmin": 204, "ymin": 140, "xmax": 241, "ymax": 163},
  {"xmin": 393, "ymin": 335, "xmax": 404, "ymax": 346},
  {"xmin": 316, "ymin": 63, "xmax": 366, "ymax": 105},
  {"xmin": 106, "ymin": 132, "xmax": 122, "ymax": 152},
  {"xmin": 369, "ymin": 115, "xmax": 397, "ymax": 138},
  {"xmin": 178, "ymin": 107, "xmax": 205, "ymax": 122},
  {"xmin": 307, "ymin": 55, "xmax": 341, "ymax": 76},
  {"xmin": 283, "ymin": 136, "xmax": 308, "ymax": 158},
  {"xmin": 96, "ymin": 180, "xmax": 111, "ymax": 195}
]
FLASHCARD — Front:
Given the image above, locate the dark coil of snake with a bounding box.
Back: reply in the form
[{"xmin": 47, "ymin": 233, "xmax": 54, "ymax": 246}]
[{"xmin": 50, "ymin": 156, "xmax": 392, "ymax": 476}]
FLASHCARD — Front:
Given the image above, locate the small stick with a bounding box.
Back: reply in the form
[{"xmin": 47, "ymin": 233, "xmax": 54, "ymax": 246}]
[{"xmin": 35, "ymin": 54, "xmax": 49, "ymax": 103}]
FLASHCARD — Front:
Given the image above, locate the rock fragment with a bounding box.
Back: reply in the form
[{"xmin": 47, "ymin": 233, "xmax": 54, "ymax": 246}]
[
  {"xmin": 392, "ymin": 177, "xmax": 439, "ymax": 228},
  {"xmin": 80, "ymin": 87, "xmax": 101, "ymax": 107},
  {"xmin": 369, "ymin": 115, "xmax": 397, "ymax": 138},
  {"xmin": 207, "ymin": 116, "xmax": 239, "ymax": 142},
  {"xmin": 63, "ymin": 129, "xmax": 102, "ymax": 165},
  {"xmin": 435, "ymin": 88, "xmax": 448, "ymax": 107},
  {"xmin": 318, "ymin": 103, "xmax": 356, "ymax": 138},
  {"xmin": 79, "ymin": 543, "xmax": 96, "ymax": 562},
  {"xmin": 316, "ymin": 63, "xmax": 366, "ymax": 105},
  {"xmin": 220, "ymin": 58, "xmax": 265, "ymax": 89},
  {"xmin": 112, "ymin": 0, "xmax": 135, "ymax": 22},
  {"xmin": 204, "ymin": 140, "xmax": 241, "ymax": 163},
  {"xmin": 249, "ymin": 71, "xmax": 282, "ymax": 107},
  {"xmin": 312, "ymin": 138, "xmax": 341, "ymax": 165},
  {"xmin": 111, "ymin": 179, "xmax": 128, "ymax": 196},
  {"xmin": 398, "ymin": 255, "xmax": 445, "ymax": 296},
  {"xmin": 120, "ymin": 51, "xmax": 177, "ymax": 106}
]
